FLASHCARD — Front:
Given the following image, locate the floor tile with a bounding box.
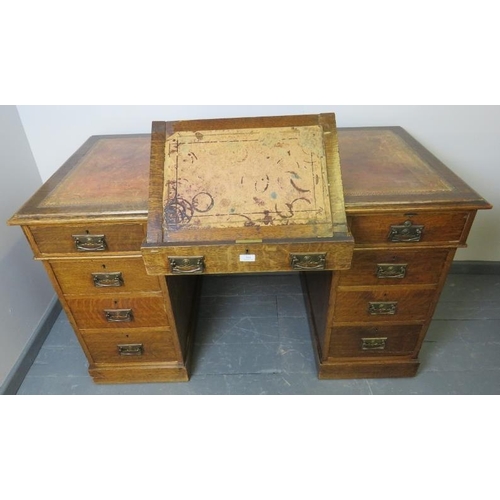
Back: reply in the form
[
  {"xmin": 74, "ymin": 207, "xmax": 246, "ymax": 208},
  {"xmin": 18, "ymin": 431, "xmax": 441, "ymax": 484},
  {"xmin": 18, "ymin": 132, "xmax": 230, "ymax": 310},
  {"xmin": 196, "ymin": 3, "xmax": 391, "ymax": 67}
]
[
  {"xmin": 198, "ymin": 296, "xmax": 278, "ymax": 318},
  {"xmin": 223, "ymin": 373, "xmax": 372, "ymax": 395},
  {"xmin": 277, "ymin": 340, "xmax": 316, "ymax": 374},
  {"xmin": 367, "ymin": 370, "xmax": 500, "ymax": 395},
  {"xmin": 201, "ymin": 274, "xmax": 300, "ymax": 297},
  {"xmin": 426, "ymin": 319, "xmax": 500, "ymax": 344},
  {"xmin": 276, "ymin": 294, "xmax": 308, "ymax": 317},
  {"xmin": 433, "ymin": 301, "xmax": 500, "ymax": 320},
  {"xmin": 194, "ymin": 316, "xmax": 280, "ymax": 345},
  {"xmin": 278, "ymin": 316, "xmax": 311, "ymax": 342},
  {"xmin": 191, "ymin": 342, "xmax": 281, "ymax": 376},
  {"xmin": 27, "ymin": 346, "xmax": 89, "ymax": 378},
  {"xmin": 439, "ymin": 275, "xmax": 500, "ymax": 302},
  {"xmin": 419, "ymin": 341, "xmax": 500, "ymax": 372}
]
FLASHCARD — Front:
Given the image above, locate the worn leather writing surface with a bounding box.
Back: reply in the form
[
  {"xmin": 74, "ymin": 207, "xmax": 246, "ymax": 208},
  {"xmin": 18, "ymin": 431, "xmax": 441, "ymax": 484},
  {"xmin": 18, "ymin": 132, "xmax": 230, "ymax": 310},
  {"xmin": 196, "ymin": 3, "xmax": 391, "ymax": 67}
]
[
  {"xmin": 162, "ymin": 126, "xmax": 334, "ymax": 236},
  {"xmin": 338, "ymin": 128, "xmax": 490, "ymax": 208},
  {"xmin": 41, "ymin": 137, "xmax": 150, "ymax": 211},
  {"xmin": 340, "ymin": 129, "xmax": 452, "ymax": 196}
]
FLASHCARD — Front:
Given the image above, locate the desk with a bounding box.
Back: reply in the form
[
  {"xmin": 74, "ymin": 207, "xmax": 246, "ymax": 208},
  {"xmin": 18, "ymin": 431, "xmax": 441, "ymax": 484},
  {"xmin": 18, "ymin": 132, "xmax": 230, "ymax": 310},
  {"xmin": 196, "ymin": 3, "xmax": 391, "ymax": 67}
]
[{"xmin": 9, "ymin": 122, "xmax": 491, "ymax": 383}]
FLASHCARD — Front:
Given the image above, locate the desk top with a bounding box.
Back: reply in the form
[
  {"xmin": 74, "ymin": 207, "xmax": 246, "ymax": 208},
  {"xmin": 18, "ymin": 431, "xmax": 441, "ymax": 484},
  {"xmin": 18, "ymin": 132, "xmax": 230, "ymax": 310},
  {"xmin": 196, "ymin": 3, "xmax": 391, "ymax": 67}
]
[{"xmin": 9, "ymin": 125, "xmax": 491, "ymax": 226}]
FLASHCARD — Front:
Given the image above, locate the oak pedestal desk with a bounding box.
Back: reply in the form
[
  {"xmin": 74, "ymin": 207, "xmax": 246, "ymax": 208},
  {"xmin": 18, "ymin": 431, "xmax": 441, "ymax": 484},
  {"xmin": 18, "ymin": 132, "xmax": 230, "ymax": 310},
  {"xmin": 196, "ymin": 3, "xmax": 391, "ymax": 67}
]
[{"xmin": 9, "ymin": 119, "xmax": 491, "ymax": 384}]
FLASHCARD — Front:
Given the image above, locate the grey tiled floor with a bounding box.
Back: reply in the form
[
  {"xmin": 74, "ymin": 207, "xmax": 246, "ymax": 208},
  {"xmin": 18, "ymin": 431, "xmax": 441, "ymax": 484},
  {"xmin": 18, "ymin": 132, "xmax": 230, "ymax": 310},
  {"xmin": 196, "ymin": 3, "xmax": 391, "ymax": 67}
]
[{"xmin": 17, "ymin": 273, "xmax": 500, "ymax": 395}]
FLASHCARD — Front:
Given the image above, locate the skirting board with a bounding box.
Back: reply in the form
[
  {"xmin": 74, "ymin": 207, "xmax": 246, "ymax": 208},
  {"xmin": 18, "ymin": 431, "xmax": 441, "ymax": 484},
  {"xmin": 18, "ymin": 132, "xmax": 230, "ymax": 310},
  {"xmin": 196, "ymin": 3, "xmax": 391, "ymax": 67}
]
[
  {"xmin": 0, "ymin": 296, "xmax": 61, "ymax": 395},
  {"xmin": 451, "ymin": 261, "xmax": 500, "ymax": 275}
]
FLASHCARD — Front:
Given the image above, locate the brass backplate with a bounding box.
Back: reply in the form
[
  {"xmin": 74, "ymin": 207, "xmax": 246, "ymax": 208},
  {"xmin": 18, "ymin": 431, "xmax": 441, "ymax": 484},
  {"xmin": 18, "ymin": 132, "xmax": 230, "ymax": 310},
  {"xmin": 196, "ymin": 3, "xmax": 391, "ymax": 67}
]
[
  {"xmin": 104, "ymin": 308, "xmax": 134, "ymax": 322},
  {"xmin": 376, "ymin": 263, "xmax": 408, "ymax": 279},
  {"xmin": 388, "ymin": 220, "xmax": 424, "ymax": 242},
  {"xmin": 92, "ymin": 272, "xmax": 124, "ymax": 287},
  {"xmin": 117, "ymin": 344, "xmax": 144, "ymax": 356},
  {"xmin": 72, "ymin": 234, "xmax": 107, "ymax": 252},
  {"xmin": 168, "ymin": 256, "xmax": 206, "ymax": 274},
  {"xmin": 362, "ymin": 337, "xmax": 388, "ymax": 350},
  {"xmin": 290, "ymin": 253, "xmax": 327, "ymax": 271},
  {"xmin": 368, "ymin": 302, "xmax": 398, "ymax": 315}
]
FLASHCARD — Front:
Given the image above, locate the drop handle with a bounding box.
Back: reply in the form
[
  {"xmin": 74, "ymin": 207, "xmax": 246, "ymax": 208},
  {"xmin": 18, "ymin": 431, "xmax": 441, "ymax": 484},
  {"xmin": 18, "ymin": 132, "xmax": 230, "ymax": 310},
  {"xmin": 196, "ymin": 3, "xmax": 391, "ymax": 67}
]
[
  {"xmin": 72, "ymin": 234, "xmax": 107, "ymax": 251},
  {"xmin": 92, "ymin": 272, "xmax": 123, "ymax": 287},
  {"xmin": 117, "ymin": 344, "xmax": 143, "ymax": 356},
  {"xmin": 104, "ymin": 309, "xmax": 133, "ymax": 322},
  {"xmin": 362, "ymin": 338, "xmax": 388, "ymax": 350}
]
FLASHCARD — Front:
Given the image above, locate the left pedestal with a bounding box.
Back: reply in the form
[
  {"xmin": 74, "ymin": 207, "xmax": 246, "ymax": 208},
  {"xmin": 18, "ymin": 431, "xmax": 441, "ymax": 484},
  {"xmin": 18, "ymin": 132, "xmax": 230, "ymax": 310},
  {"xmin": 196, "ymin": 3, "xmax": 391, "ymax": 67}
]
[{"xmin": 8, "ymin": 134, "xmax": 196, "ymax": 384}]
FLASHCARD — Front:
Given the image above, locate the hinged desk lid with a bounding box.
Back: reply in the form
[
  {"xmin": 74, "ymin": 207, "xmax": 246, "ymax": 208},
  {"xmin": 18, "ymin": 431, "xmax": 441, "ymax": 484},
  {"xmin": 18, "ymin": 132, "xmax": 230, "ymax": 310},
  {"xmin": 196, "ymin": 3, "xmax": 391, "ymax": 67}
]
[{"xmin": 144, "ymin": 114, "xmax": 351, "ymax": 249}]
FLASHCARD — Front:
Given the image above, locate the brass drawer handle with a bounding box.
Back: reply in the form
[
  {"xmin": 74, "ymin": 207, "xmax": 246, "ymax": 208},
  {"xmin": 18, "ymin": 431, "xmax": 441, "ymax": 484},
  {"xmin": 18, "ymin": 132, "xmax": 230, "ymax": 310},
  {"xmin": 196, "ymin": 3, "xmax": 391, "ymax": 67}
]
[
  {"xmin": 117, "ymin": 344, "xmax": 144, "ymax": 356},
  {"xmin": 376, "ymin": 263, "xmax": 408, "ymax": 279},
  {"xmin": 362, "ymin": 337, "xmax": 388, "ymax": 350},
  {"xmin": 290, "ymin": 253, "xmax": 327, "ymax": 271},
  {"xmin": 92, "ymin": 272, "xmax": 124, "ymax": 288},
  {"xmin": 388, "ymin": 220, "xmax": 424, "ymax": 242},
  {"xmin": 168, "ymin": 256, "xmax": 205, "ymax": 274},
  {"xmin": 104, "ymin": 308, "xmax": 134, "ymax": 322},
  {"xmin": 368, "ymin": 301, "xmax": 398, "ymax": 315},
  {"xmin": 72, "ymin": 234, "xmax": 107, "ymax": 252}
]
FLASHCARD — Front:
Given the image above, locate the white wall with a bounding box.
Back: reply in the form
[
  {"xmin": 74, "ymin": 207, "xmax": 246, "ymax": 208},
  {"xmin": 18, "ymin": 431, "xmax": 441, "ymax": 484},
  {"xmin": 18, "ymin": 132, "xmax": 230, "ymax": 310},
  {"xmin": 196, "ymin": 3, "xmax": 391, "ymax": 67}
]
[
  {"xmin": 0, "ymin": 106, "xmax": 56, "ymax": 388},
  {"xmin": 17, "ymin": 105, "xmax": 499, "ymax": 261}
]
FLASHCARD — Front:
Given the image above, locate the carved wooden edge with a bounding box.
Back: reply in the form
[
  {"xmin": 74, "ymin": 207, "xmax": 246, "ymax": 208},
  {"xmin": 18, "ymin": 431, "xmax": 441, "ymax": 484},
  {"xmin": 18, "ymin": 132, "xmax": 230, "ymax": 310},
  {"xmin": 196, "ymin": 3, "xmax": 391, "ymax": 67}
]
[
  {"xmin": 170, "ymin": 114, "xmax": 321, "ymax": 133},
  {"xmin": 146, "ymin": 121, "xmax": 169, "ymax": 245},
  {"xmin": 319, "ymin": 114, "xmax": 351, "ymax": 238}
]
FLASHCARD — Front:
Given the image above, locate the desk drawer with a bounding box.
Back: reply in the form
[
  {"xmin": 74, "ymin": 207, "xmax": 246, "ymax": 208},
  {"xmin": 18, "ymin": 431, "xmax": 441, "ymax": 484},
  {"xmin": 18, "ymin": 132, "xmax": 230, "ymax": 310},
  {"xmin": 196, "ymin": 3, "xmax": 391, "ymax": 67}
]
[
  {"xmin": 328, "ymin": 325, "xmax": 421, "ymax": 358},
  {"xmin": 338, "ymin": 248, "xmax": 450, "ymax": 286},
  {"xmin": 66, "ymin": 296, "xmax": 169, "ymax": 329},
  {"xmin": 51, "ymin": 257, "xmax": 161, "ymax": 295},
  {"xmin": 142, "ymin": 240, "xmax": 354, "ymax": 275},
  {"xmin": 348, "ymin": 212, "xmax": 469, "ymax": 245},
  {"xmin": 30, "ymin": 223, "xmax": 146, "ymax": 255},
  {"xmin": 333, "ymin": 288, "xmax": 436, "ymax": 323},
  {"xmin": 81, "ymin": 329, "xmax": 178, "ymax": 364}
]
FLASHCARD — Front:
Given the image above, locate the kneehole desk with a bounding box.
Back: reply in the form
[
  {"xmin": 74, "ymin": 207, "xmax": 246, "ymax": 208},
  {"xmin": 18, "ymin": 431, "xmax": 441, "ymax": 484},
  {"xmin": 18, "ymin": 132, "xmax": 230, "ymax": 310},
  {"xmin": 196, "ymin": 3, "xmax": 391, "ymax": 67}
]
[{"xmin": 9, "ymin": 115, "xmax": 491, "ymax": 384}]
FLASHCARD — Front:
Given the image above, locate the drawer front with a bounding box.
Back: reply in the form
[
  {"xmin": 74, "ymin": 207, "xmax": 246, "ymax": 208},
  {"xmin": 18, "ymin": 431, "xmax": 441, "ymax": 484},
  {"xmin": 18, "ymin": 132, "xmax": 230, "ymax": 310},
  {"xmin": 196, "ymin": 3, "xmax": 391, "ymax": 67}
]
[
  {"xmin": 81, "ymin": 329, "xmax": 178, "ymax": 364},
  {"xmin": 348, "ymin": 212, "xmax": 469, "ymax": 245},
  {"xmin": 30, "ymin": 223, "xmax": 146, "ymax": 255},
  {"xmin": 333, "ymin": 288, "xmax": 436, "ymax": 323},
  {"xmin": 328, "ymin": 325, "xmax": 421, "ymax": 358},
  {"xmin": 142, "ymin": 240, "xmax": 354, "ymax": 275},
  {"xmin": 338, "ymin": 249, "xmax": 450, "ymax": 287},
  {"xmin": 51, "ymin": 257, "xmax": 161, "ymax": 295},
  {"xmin": 66, "ymin": 296, "xmax": 169, "ymax": 329}
]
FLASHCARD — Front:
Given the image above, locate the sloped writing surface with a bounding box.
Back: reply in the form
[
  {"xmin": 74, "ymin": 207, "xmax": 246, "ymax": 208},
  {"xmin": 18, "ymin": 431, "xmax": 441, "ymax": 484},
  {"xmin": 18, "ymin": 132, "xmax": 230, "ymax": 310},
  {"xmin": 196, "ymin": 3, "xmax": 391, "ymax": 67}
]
[{"xmin": 162, "ymin": 125, "xmax": 334, "ymax": 238}]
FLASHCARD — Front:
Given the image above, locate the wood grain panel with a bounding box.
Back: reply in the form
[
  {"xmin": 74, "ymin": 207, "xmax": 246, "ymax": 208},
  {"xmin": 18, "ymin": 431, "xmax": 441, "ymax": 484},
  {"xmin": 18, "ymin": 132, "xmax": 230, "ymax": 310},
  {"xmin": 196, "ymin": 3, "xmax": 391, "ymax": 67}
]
[
  {"xmin": 348, "ymin": 212, "xmax": 470, "ymax": 245},
  {"xmin": 337, "ymin": 248, "xmax": 450, "ymax": 286},
  {"xmin": 328, "ymin": 324, "xmax": 421, "ymax": 358},
  {"xmin": 81, "ymin": 329, "xmax": 178, "ymax": 364},
  {"xmin": 66, "ymin": 296, "xmax": 169, "ymax": 329},
  {"xmin": 50, "ymin": 257, "xmax": 161, "ymax": 295},
  {"xmin": 333, "ymin": 287, "xmax": 436, "ymax": 323},
  {"xmin": 30, "ymin": 223, "xmax": 146, "ymax": 255},
  {"xmin": 143, "ymin": 240, "xmax": 354, "ymax": 275}
]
